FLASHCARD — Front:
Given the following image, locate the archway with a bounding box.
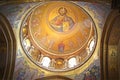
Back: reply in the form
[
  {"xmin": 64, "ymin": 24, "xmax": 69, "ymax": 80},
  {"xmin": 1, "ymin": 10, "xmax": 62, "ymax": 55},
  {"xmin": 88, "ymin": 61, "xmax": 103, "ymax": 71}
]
[
  {"xmin": 101, "ymin": 10, "xmax": 120, "ymax": 80},
  {"xmin": 0, "ymin": 13, "xmax": 16, "ymax": 80}
]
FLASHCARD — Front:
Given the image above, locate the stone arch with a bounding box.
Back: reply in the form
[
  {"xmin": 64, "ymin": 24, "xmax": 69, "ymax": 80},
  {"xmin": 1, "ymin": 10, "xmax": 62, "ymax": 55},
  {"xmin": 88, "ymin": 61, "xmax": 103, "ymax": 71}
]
[
  {"xmin": 0, "ymin": 13, "xmax": 16, "ymax": 80},
  {"xmin": 101, "ymin": 10, "xmax": 120, "ymax": 80}
]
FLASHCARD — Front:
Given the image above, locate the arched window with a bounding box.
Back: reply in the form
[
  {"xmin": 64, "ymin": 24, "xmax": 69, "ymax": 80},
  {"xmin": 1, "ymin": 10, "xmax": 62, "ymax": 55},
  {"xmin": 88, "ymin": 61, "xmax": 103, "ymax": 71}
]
[
  {"xmin": 23, "ymin": 38, "xmax": 31, "ymax": 51},
  {"xmin": 68, "ymin": 57, "xmax": 77, "ymax": 68},
  {"xmin": 89, "ymin": 39, "xmax": 95, "ymax": 52},
  {"xmin": 41, "ymin": 57, "xmax": 51, "ymax": 67}
]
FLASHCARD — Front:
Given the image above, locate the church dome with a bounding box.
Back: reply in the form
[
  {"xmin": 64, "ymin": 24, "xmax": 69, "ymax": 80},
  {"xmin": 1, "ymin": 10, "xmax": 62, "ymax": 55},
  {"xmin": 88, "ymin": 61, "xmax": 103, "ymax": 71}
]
[{"xmin": 20, "ymin": 1, "xmax": 97, "ymax": 71}]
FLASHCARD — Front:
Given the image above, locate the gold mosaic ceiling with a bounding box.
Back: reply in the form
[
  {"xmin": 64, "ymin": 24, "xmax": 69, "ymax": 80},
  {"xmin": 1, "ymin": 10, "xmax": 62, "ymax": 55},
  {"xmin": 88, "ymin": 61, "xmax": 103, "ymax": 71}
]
[{"xmin": 21, "ymin": 1, "xmax": 97, "ymax": 71}]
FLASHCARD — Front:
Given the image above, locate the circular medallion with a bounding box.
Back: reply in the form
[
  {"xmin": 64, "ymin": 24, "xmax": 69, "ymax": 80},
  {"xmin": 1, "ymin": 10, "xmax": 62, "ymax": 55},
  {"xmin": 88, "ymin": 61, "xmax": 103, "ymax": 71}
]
[
  {"xmin": 49, "ymin": 7, "xmax": 75, "ymax": 32},
  {"xmin": 20, "ymin": 1, "xmax": 97, "ymax": 71}
]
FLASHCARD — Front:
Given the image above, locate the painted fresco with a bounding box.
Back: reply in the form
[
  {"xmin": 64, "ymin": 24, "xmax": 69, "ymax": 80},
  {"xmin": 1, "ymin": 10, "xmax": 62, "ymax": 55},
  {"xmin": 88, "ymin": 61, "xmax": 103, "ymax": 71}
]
[
  {"xmin": 19, "ymin": 1, "xmax": 97, "ymax": 72},
  {"xmin": 76, "ymin": 2, "xmax": 111, "ymax": 29},
  {"xmin": 14, "ymin": 50, "xmax": 45, "ymax": 80},
  {"xmin": 74, "ymin": 60, "xmax": 100, "ymax": 80},
  {"xmin": 0, "ymin": 1, "xmax": 111, "ymax": 80}
]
